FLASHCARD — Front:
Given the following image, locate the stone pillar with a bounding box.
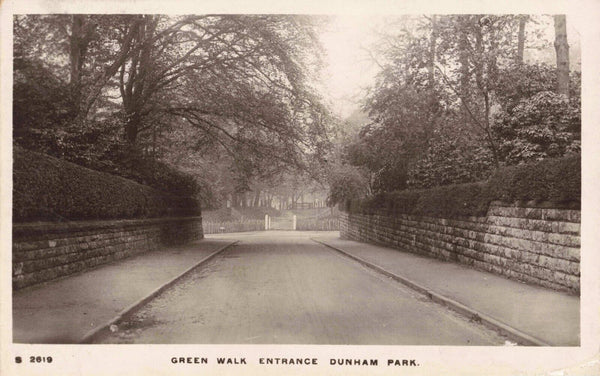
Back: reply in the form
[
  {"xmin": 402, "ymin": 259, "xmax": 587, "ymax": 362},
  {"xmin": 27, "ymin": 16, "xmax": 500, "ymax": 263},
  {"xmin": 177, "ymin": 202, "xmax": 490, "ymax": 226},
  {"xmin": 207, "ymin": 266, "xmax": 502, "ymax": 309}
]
[
  {"xmin": 292, "ymin": 215, "xmax": 297, "ymax": 230},
  {"xmin": 265, "ymin": 214, "xmax": 269, "ymax": 230}
]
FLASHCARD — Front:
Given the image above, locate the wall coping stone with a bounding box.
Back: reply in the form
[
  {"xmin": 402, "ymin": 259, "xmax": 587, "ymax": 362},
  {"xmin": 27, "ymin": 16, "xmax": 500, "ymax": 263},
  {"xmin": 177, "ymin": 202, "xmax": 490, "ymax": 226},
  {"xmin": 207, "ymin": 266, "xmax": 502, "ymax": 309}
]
[
  {"xmin": 489, "ymin": 200, "xmax": 580, "ymax": 209},
  {"xmin": 13, "ymin": 216, "xmax": 203, "ymax": 238},
  {"xmin": 343, "ymin": 200, "xmax": 580, "ymax": 216}
]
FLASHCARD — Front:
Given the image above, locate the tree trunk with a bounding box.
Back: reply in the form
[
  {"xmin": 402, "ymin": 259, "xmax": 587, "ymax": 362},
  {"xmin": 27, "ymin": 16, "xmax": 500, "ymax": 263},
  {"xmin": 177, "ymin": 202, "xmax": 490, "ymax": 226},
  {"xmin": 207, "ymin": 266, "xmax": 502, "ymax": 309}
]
[
  {"xmin": 125, "ymin": 115, "xmax": 140, "ymax": 145},
  {"xmin": 69, "ymin": 15, "xmax": 84, "ymax": 109},
  {"xmin": 428, "ymin": 15, "xmax": 437, "ymax": 90},
  {"xmin": 77, "ymin": 16, "xmax": 141, "ymax": 125},
  {"xmin": 69, "ymin": 15, "xmax": 94, "ymax": 121},
  {"xmin": 516, "ymin": 16, "xmax": 527, "ymax": 65},
  {"xmin": 253, "ymin": 190, "xmax": 261, "ymax": 207},
  {"xmin": 121, "ymin": 17, "xmax": 156, "ymax": 148},
  {"xmin": 458, "ymin": 21, "xmax": 471, "ymax": 126},
  {"xmin": 425, "ymin": 15, "xmax": 438, "ymax": 143},
  {"xmin": 474, "ymin": 20, "xmax": 500, "ymax": 168},
  {"xmin": 474, "ymin": 23, "xmax": 484, "ymax": 102},
  {"xmin": 554, "ymin": 15, "xmax": 570, "ymax": 98}
]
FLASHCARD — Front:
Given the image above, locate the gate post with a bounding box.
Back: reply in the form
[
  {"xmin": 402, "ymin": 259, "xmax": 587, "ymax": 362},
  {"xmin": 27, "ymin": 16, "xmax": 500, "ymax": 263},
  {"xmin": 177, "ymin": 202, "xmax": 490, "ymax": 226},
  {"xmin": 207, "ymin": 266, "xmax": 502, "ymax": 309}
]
[
  {"xmin": 292, "ymin": 215, "xmax": 297, "ymax": 230},
  {"xmin": 265, "ymin": 214, "xmax": 269, "ymax": 230}
]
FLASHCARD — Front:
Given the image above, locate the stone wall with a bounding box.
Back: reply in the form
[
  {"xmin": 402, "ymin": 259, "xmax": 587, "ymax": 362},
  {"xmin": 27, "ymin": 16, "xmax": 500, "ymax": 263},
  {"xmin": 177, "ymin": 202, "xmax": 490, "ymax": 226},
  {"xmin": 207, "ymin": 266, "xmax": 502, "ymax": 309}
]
[
  {"xmin": 340, "ymin": 202, "xmax": 580, "ymax": 294},
  {"xmin": 13, "ymin": 217, "xmax": 203, "ymax": 290}
]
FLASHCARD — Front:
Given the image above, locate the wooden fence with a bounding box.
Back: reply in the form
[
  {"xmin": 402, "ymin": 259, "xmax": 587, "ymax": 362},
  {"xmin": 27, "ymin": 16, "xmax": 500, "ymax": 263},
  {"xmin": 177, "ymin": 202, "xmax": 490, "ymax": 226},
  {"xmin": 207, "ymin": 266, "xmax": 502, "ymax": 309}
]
[
  {"xmin": 296, "ymin": 218, "xmax": 339, "ymax": 231},
  {"xmin": 202, "ymin": 219, "xmax": 265, "ymax": 234},
  {"xmin": 203, "ymin": 217, "xmax": 339, "ymax": 233}
]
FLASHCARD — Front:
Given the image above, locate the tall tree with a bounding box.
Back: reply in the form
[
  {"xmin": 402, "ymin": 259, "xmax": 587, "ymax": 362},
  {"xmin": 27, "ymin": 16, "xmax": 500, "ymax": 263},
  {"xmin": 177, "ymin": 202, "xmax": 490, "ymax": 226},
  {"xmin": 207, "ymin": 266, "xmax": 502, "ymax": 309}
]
[
  {"xmin": 553, "ymin": 15, "xmax": 570, "ymax": 98},
  {"xmin": 69, "ymin": 15, "xmax": 95, "ymax": 113},
  {"xmin": 457, "ymin": 17, "xmax": 472, "ymax": 126},
  {"xmin": 14, "ymin": 14, "xmax": 334, "ymax": 206},
  {"xmin": 113, "ymin": 15, "xmax": 331, "ymax": 167},
  {"xmin": 358, "ymin": 14, "xmax": 535, "ymax": 190},
  {"xmin": 516, "ymin": 15, "xmax": 527, "ymax": 65},
  {"xmin": 426, "ymin": 15, "xmax": 438, "ymax": 142}
]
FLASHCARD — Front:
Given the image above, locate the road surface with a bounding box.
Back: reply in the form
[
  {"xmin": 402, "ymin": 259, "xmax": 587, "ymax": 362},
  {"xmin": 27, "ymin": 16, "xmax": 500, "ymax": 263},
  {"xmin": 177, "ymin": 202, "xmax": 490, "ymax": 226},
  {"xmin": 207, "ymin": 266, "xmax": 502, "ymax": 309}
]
[{"xmin": 94, "ymin": 231, "xmax": 506, "ymax": 345}]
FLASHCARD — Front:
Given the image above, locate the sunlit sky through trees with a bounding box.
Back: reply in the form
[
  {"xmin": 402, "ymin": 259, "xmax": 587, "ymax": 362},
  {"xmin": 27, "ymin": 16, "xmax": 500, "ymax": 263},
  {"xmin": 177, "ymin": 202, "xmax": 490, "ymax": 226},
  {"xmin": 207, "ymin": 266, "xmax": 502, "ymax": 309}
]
[
  {"xmin": 319, "ymin": 14, "xmax": 581, "ymax": 119},
  {"xmin": 320, "ymin": 15, "xmax": 382, "ymax": 118}
]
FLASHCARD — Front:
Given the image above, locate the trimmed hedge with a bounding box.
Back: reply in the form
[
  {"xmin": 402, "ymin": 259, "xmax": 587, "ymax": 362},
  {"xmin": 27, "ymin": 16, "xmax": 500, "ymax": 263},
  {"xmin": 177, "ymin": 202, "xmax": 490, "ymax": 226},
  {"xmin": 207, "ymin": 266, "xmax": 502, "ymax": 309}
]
[
  {"xmin": 487, "ymin": 155, "xmax": 580, "ymax": 204},
  {"xmin": 97, "ymin": 148, "xmax": 199, "ymax": 197},
  {"xmin": 346, "ymin": 155, "xmax": 580, "ymax": 218},
  {"xmin": 13, "ymin": 147, "xmax": 200, "ymax": 222}
]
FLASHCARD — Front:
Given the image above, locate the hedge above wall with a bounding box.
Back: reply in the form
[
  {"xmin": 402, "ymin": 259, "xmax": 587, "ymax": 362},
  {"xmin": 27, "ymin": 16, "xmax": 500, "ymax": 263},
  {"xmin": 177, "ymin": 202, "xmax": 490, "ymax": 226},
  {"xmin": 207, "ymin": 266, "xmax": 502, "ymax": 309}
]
[
  {"xmin": 13, "ymin": 147, "xmax": 200, "ymax": 222},
  {"xmin": 346, "ymin": 155, "xmax": 580, "ymax": 218}
]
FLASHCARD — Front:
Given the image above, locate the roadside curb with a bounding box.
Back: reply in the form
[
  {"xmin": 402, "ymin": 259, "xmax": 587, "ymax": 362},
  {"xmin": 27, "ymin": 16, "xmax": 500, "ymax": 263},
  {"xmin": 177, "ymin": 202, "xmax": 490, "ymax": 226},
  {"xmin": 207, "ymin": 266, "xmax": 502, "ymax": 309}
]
[
  {"xmin": 79, "ymin": 240, "xmax": 238, "ymax": 344},
  {"xmin": 311, "ymin": 238, "xmax": 551, "ymax": 347}
]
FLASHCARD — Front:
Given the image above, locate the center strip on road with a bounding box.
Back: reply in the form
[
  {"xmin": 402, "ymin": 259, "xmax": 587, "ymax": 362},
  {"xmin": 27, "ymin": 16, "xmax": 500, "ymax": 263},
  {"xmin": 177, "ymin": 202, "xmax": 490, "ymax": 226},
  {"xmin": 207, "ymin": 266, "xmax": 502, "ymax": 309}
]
[
  {"xmin": 79, "ymin": 240, "xmax": 238, "ymax": 344},
  {"xmin": 311, "ymin": 238, "xmax": 551, "ymax": 347}
]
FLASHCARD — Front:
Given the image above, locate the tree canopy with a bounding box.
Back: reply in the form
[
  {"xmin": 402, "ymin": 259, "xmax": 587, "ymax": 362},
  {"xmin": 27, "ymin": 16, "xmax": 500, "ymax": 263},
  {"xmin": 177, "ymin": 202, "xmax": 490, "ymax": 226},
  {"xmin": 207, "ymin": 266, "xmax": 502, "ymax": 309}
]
[
  {"xmin": 14, "ymin": 14, "xmax": 333, "ymax": 204},
  {"xmin": 13, "ymin": 14, "xmax": 580, "ymax": 209},
  {"xmin": 326, "ymin": 14, "xmax": 581, "ymax": 204}
]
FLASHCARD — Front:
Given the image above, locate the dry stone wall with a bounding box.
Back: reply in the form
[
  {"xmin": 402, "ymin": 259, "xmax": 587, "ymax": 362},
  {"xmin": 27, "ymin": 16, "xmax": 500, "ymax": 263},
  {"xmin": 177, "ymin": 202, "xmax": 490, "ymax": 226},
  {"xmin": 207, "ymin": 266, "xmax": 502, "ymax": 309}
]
[
  {"xmin": 13, "ymin": 217, "xmax": 203, "ymax": 290},
  {"xmin": 340, "ymin": 202, "xmax": 580, "ymax": 294}
]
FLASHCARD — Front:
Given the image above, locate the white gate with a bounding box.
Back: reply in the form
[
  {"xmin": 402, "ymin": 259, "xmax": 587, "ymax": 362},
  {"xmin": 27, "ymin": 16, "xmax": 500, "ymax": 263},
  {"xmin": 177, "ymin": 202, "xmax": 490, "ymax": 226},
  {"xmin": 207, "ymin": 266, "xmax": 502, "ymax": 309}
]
[{"xmin": 265, "ymin": 214, "xmax": 296, "ymax": 230}]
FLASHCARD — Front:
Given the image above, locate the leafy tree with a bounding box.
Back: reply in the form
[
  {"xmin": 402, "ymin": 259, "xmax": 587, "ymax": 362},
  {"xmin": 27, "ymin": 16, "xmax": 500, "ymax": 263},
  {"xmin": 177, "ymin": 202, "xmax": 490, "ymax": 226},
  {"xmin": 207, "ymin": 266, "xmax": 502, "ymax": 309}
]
[
  {"xmin": 516, "ymin": 15, "xmax": 528, "ymax": 64},
  {"xmin": 408, "ymin": 137, "xmax": 495, "ymax": 188},
  {"xmin": 115, "ymin": 15, "xmax": 333, "ymax": 203},
  {"xmin": 326, "ymin": 164, "xmax": 369, "ymax": 207},
  {"xmin": 108, "ymin": 15, "xmax": 332, "ymax": 161},
  {"xmin": 355, "ymin": 15, "xmax": 503, "ymax": 191},
  {"xmin": 355, "ymin": 16, "xmax": 445, "ymax": 192},
  {"xmin": 14, "ymin": 14, "xmax": 333, "ymax": 204},
  {"xmin": 350, "ymin": 14, "xmax": 580, "ymax": 192},
  {"xmin": 553, "ymin": 15, "xmax": 570, "ymax": 97},
  {"xmin": 492, "ymin": 91, "xmax": 580, "ymax": 164},
  {"xmin": 491, "ymin": 61, "xmax": 580, "ymax": 165},
  {"xmin": 13, "ymin": 54, "xmax": 123, "ymax": 166},
  {"xmin": 494, "ymin": 63, "xmax": 557, "ymax": 112}
]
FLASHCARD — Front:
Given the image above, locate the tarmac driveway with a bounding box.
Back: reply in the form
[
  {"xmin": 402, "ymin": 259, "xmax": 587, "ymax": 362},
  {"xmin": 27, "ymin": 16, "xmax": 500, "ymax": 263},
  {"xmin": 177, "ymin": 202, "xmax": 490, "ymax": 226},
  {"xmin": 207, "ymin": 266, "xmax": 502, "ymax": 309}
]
[{"xmin": 94, "ymin": 231, "xmax": 506, "ymax": 345}]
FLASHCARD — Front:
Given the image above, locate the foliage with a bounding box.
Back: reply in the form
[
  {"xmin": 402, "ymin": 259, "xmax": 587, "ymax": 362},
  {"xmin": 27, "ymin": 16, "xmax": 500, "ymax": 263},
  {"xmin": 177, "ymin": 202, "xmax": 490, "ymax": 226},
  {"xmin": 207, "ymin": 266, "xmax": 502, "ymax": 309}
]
[
  {"xmin": 355, "ymin": 15, "xmax": 504, "ymax": 192},
  {"xmin": 13, "ymin": 59, "xmax": 75, "ymax": 140},
  {"xmin": 13, "ymin": 15, "xmax": 333, "ymax": 209},
  {"xmin": 344, "ymin": 116, "xmax": 419, "ymax": 193},
  {"xmin": 112, "ymin": 15, "xmax": 331, "ymax": 157},
  {"xmin": 494, "ymin": 62, "xmax": 581, "ymax": 111},
  {"xmin": 494, "ymin": 63, "xmax": 557, "ymax": 112},
  {"xmin": 326, "ymin": 164, "xmax": 370, "ymax": 206},
  {"xmin": 487, "ymin": 154, "xmax": 580, "ymax": 204},
  {"xmin": 492, "ymin": 91, "xmax": 581, "ymax": 164},
  {"xmin": 13, "ymin": 148, "xmax": 200, "ymax": 222},
  {"xmin": 12, "ymin": 57, "xmax": 121, "ymax": 165},
  {"xmin": 346, "ymin": 155, "xmax": 580, "ymax": 218},
  {"xmin": 356, "ymin": 32, "xmax": 441, "ymax": 192},
  {"xmin": 348, "ymin": 15, "xmax": 581, "ymax": 192},
  {"xmin": 98, "ymin": 148, "xmax": 199, "ymax": 197},
  {"xmin": 408, "ymin": 137, "xmax": 495, "ymax": 188},
  {"xmin": 346, "ymin": 182, "xmax": 491, "ymax": 218}
]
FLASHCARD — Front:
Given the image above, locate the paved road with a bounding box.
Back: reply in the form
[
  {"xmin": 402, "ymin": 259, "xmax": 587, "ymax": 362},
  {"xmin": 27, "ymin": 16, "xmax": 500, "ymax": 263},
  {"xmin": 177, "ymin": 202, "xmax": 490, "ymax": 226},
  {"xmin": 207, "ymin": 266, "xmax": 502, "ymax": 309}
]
[{"xmin": 94, "ymin": 232, "xmax": 506, "ymax": 345}]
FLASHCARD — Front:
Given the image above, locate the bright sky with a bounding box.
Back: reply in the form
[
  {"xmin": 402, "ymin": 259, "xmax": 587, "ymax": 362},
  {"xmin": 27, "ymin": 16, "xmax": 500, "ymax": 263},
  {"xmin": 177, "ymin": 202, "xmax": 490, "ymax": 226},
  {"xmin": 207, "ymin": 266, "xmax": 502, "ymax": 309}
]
[
  {"xmin": 319, "ymin": 15, "xmax": 383, "ymax": 118},
  {"xmin": 318, "ymin": 15, "xmax": 581, "ymax": 120}
]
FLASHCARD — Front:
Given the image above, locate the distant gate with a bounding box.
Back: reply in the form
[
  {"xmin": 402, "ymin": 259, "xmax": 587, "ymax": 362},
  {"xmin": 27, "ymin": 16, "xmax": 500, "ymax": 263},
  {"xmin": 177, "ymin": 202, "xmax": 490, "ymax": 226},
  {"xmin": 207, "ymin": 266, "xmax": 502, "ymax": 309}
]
[{"xmin": 265, "ymin": 214, "xmax": 296, "ymax": 230}]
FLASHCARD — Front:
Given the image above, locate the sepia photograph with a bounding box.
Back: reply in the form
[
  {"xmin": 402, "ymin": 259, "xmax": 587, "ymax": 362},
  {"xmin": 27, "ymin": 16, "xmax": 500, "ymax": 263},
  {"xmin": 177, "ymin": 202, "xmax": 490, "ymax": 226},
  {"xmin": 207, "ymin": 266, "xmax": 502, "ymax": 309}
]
[{"xmin": 1, "ymin": 0, "xmax": 599, "ymax": 375}]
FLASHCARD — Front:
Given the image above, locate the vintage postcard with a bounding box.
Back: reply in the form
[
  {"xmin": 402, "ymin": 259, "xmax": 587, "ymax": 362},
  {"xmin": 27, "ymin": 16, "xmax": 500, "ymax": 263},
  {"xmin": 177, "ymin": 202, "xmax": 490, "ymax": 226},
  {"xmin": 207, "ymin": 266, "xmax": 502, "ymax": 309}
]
[{"xmin": 1, "ymin": 0, "xmax": 599, "ymax": 375}]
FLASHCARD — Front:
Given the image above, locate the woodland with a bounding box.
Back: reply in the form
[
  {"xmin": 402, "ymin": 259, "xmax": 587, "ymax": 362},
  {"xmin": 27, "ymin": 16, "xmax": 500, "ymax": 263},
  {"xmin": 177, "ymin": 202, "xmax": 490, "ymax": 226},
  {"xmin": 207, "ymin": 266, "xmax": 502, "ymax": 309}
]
[{"xmin": 13, "ymin": 15, "xmax": 580, "ymax": 211}]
